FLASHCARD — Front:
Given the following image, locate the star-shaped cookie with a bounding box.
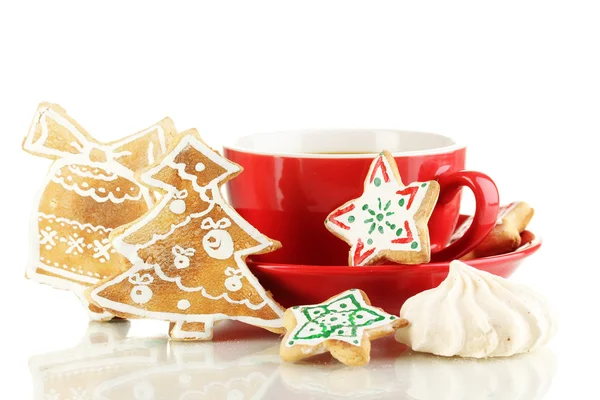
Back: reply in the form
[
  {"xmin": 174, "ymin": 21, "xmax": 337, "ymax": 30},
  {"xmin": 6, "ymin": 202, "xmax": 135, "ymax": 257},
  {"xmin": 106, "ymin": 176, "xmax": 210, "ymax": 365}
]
[
  {"xmin": 325, "ymin": 151, "xmax": 440, "ymax": 266},
  {"xmin": 280, "ymin": 289, "xmax": 408, "ymax": 366}
]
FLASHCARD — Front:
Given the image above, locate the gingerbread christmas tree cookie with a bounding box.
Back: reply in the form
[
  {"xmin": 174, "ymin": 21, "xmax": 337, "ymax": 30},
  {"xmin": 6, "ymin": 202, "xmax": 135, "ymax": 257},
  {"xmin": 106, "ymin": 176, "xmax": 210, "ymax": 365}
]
[
  {"xmin": 280, "ymin": 289, "xmax": 408, "ymax": 366},
  {"xmin": 23, "ymin": 102, "xmax": 177, "ymax": 320},
  {"xmin": 89, "ymin": 130, "xmax": 285, "ymax": 340},
  {"xmin": 325, "ymin": 151, "xmax": 440, "ymax": 266}
]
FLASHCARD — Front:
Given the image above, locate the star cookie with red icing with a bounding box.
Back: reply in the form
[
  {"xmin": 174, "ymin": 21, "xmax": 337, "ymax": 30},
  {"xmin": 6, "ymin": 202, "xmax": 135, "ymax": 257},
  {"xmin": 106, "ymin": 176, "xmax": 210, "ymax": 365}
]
[{"xmin": 325, "ymin": 151, "xmax": 440, "ymax": 266}]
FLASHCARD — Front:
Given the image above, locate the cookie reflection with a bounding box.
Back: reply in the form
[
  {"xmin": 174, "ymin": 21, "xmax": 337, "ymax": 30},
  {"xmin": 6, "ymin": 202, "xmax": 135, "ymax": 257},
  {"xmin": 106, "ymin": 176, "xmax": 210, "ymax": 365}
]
[
  {"xmin": 278, "ymin": 338, "xmax": 556, "ymax": 400},
  {"xmin": 29, "ymin": 321, "xmax": 164, "ymax": 399},
  {"xmin": 29, "ymin": 322, "xmax": 556, "ymax": 400},
  {"xmin": 30, "ymin": 321, "xmax": 280, "ymax": 400}
]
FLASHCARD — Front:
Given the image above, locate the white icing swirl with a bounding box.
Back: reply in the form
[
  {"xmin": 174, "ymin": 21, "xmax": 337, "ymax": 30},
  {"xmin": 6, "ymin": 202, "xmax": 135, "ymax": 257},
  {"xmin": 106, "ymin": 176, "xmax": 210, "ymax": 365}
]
[{"xmin": 395, "ymin": 260, "xmax": 557, "ymax": 358}]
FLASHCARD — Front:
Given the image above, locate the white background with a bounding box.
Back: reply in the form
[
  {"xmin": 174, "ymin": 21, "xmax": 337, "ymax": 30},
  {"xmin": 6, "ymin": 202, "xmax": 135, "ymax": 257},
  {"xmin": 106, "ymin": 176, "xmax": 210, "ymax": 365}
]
[{"xmin": 0, "ymin": 1, "xmax": 598, "ymax": 398}]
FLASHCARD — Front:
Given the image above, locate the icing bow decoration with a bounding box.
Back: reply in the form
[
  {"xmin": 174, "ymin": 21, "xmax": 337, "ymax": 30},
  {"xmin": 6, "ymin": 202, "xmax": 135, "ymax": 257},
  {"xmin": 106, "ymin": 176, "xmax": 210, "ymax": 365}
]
[
  {"xmin": 224, "ymin": 267, "xmax": 244, "ymax": 292},
  {"xmin": 174, "ymin": 190, "xmax": 189, "ymax": 200},
  {"xmin": 23, "ymin": 103, "xmax": 175, "ymax": 172},
  {"xmin": 224, "ymin": 266, "xmax": 243, "ymax": 278},
  {"xmin": 172, "ymin": 246, "xmax": 196, "ymax": 269},
  {"xmin": 128, "ymin": 273, "xmax": 154, "ymax": 286},
  {"xmin": 201, "ymin": 217, "xmax": 232, "ymax": 230}
]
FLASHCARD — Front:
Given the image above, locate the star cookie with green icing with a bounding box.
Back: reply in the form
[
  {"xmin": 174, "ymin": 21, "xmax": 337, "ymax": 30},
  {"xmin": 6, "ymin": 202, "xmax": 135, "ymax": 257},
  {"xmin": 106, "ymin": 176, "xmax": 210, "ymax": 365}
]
[
  {"xmin": 325, "ymin": 151, "xmax": 440, "ymax": 266},
  {"xmin": 280, "ymin": 289, "xmax": 408, "ymax": 366}
]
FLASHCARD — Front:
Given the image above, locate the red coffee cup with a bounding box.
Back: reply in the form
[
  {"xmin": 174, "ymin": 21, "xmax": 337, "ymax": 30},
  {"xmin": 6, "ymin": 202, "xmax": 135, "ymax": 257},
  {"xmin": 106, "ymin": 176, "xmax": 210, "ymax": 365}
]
[{"xmin": 224, "ymin": 130, "xmax": 499, "ymax": 266}]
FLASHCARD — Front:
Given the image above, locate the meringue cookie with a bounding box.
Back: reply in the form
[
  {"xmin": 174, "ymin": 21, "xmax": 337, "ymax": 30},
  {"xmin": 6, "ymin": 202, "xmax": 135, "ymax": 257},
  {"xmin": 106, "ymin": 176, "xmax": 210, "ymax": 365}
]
[{"xmin": 395, "ymin": 260, "xmax": 557, "ymax": 358}]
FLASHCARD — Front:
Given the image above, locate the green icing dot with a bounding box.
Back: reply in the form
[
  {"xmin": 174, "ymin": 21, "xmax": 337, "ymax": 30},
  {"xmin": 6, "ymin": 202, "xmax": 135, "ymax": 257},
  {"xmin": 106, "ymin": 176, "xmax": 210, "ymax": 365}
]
[
  {"xmin": 289, "ymin": 340, "xmax": 295, "ymax": 345},
  {"xmin": 374, "ymin": 177, "xmax": 382, "ymax": 187},
  {"xmin": 411, "ymin": 241, "xmax": 418, "ymax": 249},
  {"xmin": 378, "ymin": 226, "xmax": 384, "ymax": 234},
  {"xmin": 293, "ymin": 306, "xmax": 299, "ymax": 309},
  {"xmin": 421, "ymin": 183, "xmax": 427, "ymax": 187},
  {"xmin": 396, "ymin": 228, "xmax": 403, "ymax": 236},
  {"xmin": 348, "ymin": 216, "xmax": 355, "ymax": 223},
  {"xmin": 331, "ymin": 317, "xmax": 338, "ymax": 321},
  {"xmin": 357, "ymin": 314, "xmax": 363, "ymax": 319},
  {"xmin": 376, "ymin": 213, "xmax": 384, "ymax": 221},
  {"xmin": 353, "ymin": 340, "xmax": 359, "ymax": 344},
  {"xmin": 399, "ymin": 198, "xmax": 405, "ymax": 207},
  {"xmin": 338, "ymin": 330, "xmax": 345, "ymax": 334},
  {"xmin": 362, "ymin": 204, "xmax": 369, "ymax": 210},
  {"xmin": 367, "ymin": 238, "xmax": 373, "ymax": 245},
  {"xmin": 390, "ymin": 316, "xmax": 396, "ymax": 320},
  {"xmin": 340, "ymin": 304, "xmax": 347, "ymax": 309}
]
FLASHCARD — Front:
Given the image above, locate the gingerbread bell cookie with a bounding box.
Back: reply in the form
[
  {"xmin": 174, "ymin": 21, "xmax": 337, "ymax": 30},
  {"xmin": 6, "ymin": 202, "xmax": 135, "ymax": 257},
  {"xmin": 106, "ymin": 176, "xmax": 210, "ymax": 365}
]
[
  {"xmin": 24, "ymin": 102, "xmax": 177, "ymax": 320},
  {"xmin": 89, "ymin": 130, "xmax": 285, "ymax": 340},
  {"xmin": 280, "ymin": 289, "xmax": 408, "ymax": 366},
  {"xmin": 455, "ymin": 201, "xmax": 534, "ymax": 260},
  {"xmin": 325, "ymin": 151, "xmax": 440, "ymax": 266}
]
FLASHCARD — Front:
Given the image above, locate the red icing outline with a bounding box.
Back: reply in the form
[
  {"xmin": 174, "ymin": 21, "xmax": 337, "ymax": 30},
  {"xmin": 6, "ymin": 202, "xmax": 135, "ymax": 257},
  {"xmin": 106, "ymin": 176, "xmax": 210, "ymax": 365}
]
[
  {"xmin": 353, "ymin": 238, "xmax": 377, "ymax": 265},
  {"xmin": 369, "ymin": 156, "xmax": 391, "ymax": 184},
  {"xmin": 396, "ymin": 186, "xmax": 419, "ymax": 210},
  {"xmin": 391, "ymin": 220, "xmax": 414, "ymax": 244},
  {"xmin": 328, "ymin": 204, "xmax": 356, "ymax": 230}
]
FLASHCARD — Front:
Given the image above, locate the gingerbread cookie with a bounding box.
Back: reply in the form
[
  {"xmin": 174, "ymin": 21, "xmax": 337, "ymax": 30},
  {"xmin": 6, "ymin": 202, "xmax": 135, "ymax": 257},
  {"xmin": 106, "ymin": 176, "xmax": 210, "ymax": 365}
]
[
  {"xmin": 23, "ymin": 102, "xmax": 177, "ymax": 320},
  {"xmin": 280, "ymin": 289, "xmax": 408, "ymax": 366},
  {"xmin": 325, "ymin": 151, "xmax": 440, "ymax": 266},
  {"xmin": 89, "ymin": 130, "xmax": 285, "ymax": 340},
  {"xmin": 455, "ymin": 202, "xmax": 534, "ymax": 260}
]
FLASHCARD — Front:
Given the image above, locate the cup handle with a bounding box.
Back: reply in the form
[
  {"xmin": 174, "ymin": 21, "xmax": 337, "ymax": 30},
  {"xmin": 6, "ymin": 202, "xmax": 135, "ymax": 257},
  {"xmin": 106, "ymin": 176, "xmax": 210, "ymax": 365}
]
[{"xmin": 430, "ymin": 171, "xmax": 499, "ymax": 262}]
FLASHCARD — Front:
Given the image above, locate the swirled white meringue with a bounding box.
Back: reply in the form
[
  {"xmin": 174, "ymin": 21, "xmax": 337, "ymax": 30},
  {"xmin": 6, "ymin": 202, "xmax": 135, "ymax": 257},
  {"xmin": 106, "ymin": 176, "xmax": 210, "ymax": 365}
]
[{"xmin": 395, "ymin": 260, "xmax": 557, "ymax": 358}]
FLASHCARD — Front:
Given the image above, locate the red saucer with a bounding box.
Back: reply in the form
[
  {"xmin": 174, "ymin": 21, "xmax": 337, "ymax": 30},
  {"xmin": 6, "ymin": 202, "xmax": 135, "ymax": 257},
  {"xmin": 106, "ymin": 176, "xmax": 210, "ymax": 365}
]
[{"xmin": 248, "ymin": 230, "xmax": 541, "ymax": 314}]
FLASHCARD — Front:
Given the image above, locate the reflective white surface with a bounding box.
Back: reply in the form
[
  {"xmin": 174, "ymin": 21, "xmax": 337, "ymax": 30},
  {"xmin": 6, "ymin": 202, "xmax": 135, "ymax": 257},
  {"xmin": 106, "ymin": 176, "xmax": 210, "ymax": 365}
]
[{"xmin": 29, "ymin": 320, "xmax": 557, "ymax": 400}]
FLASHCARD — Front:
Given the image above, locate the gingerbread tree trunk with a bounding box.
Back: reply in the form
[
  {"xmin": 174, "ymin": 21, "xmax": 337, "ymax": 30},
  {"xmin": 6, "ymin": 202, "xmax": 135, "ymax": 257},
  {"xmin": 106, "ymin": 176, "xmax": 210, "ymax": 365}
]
[
  {"xmin": 23, "ymin": 103, "xmax": 177, "ymax": 320},
  {"xmin": 90, "ymin": 131, "xmax": 285, "ymax": 340}
]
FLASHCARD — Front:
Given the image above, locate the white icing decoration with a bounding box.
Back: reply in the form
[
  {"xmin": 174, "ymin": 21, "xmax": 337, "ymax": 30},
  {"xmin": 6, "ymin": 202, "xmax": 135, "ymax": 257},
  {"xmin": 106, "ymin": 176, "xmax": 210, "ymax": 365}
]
[
  {"xmin": 169, "ymin": 190, "xmax": 188, "ymax": 214},
  {"xmin": 201, "ymin": 217, "xmax": 232, "ymax": 230},
  {"xmin": 147, "ymin": 141, "xmax": 155, "ymax": 164},
  {"xmin": 40, "ymin": 213, "xmax": 111, "ymax": 232},
  {"xmin": 195, "ymin": 162, "xmax": 205, "ymax": 172},
  {"xmin": 172, "ymin": 246, "xmax": 196, "ymax": 269},
  {"xmin": 395, "ymin": 260, "xmax": 557, "ymax": 358},
  {"xmin": 203, "ymin": 230, "xmax": 234, "ymax": 260},
  {"xmin": 169, "ymin": 200, "xmax": 186, "ymax": 214},
  {"xmin": 90, "ymin": 134, "xmax": 284, "ymax": 331},
  {"xmin": 50, "ymin": 174, "xmax": 144, "ymax": 204},
  {"xmin": 40, "ymin": 229, "xmax": 57, "ymax": 246},
  {"xmin": 224, "ymin": 267, "xmax": 243, "ymax": 292},
  {"xmin": 130, "ymin": 286, "xmax": 153, "ymax": 304},
  {"xmin": 67, "ymin": 164, "xmax": 118, "ymax": 180},
  {"xmin": 169, "ymin": 319, "xmax": 215, "ymax": 340},
  {"xmin": 177, "ymin": 299, "xmax": 191, "ymax": 310},
  {"xmin": 128, "ymin": 273, "xmax": 154, "ymax": 285},
  {"xmin": 92, "ymin": 239, "xmax": 112, "ymax": 260},
  {"xmin": 66, "ymin": 235, "xmax": 84, "ymax": 254}
]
